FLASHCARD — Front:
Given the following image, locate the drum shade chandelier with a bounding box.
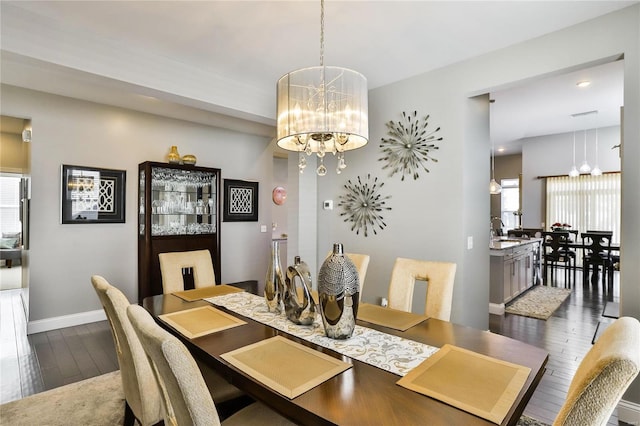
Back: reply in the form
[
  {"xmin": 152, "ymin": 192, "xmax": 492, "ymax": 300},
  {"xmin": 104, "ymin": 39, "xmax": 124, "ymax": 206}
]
[{"xmin": 276, "ymin": 0, "xmax": 368, "ymax": 176}]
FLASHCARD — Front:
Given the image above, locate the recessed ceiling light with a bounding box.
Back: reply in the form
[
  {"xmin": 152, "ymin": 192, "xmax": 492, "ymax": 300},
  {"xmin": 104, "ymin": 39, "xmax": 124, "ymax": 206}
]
[
  {"xmin": 576, "ymin": 80, "xmax": 591, "ymax": 88},
  {"xmin": 498, "ymin": 147, "xmax": 505, "ymax": 153}
]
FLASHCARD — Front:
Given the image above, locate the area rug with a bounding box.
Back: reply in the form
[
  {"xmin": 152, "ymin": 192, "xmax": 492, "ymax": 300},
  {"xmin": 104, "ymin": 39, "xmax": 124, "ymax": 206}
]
[
  {"xmin": 0, "ymin": 370, "xmax": 124, "ymax": 425},
  {"xmin": 517, "ymin": 414, "xmax": 550, "ymax": 426},
  {"xmin": 505, "ymin": 286, "xmax": 572, "ymax": 320}
]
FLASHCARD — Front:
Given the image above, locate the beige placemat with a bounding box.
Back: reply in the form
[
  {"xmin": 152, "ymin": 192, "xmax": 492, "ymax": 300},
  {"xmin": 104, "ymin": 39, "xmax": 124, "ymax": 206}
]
[
  {"xmin": 221, "ymin": 336, "xmax": 351, "ymax": 399},
  {"xmin": 173, "ymin": 284, "xmax": 244, "ymax": 302},
  {"xmin": 159, "ymin": 305, "xmax": 246, "ymax": 339},
  {"xmin": 357, "ymin": 303, "xmax": 428, "ymax": 331},
  {"xmin": 396, "ymin": 344, "xmax": 531, "ymax": 424}
]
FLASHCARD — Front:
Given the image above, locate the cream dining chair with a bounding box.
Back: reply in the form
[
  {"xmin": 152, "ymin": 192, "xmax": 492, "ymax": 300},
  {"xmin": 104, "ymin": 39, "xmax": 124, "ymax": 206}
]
[
  {"xmin": 126, "ymin": 304, "xmax": 296, "ymax": 426},
  {"xmin": 159, "ymin": 249, "xmax": 216, "ymax": 294},
  {"xmin": 519, "ymin": 316, "xmax": 640, "ymax": 426},
  {"xmin": 387, "ymin": 258, "xmax": 456, "ymax": 321},
  {"xmin": 92, "ymin": 275, "xmax": 242, "ymax": 417},
  {"xmin": 552, "ymin": 316, "xmax": 639, "ymax": 426},
  {"xmin": 91, "ymin": 275, "xmax": 164, "ymax": 426},
  {"xmin": 322, "ymin": 251, "xmax": 370, "ymax": 300}
]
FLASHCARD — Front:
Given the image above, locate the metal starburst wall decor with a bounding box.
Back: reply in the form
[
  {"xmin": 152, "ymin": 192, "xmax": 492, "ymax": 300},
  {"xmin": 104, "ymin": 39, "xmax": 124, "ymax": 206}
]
[
  {"xmin": 379, "ymin": 110, "xmax": 443, "ymax": 181},
  {"xmin": 338, "ymin": 174, "xmax": 392, "ymax": 237}
]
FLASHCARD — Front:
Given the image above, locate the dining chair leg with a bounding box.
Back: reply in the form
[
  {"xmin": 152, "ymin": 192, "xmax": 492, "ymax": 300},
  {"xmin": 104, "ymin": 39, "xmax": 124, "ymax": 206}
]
[{"xmin": 124, "ymin": 401, "xmax": 135, "ymax": 426}]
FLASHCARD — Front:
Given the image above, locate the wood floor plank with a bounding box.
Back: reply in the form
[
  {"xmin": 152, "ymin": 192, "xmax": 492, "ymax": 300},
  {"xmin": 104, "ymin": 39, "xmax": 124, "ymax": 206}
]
[{"xmin": 490, "ymin": 269, "xmax": 622, "ymax": 424}]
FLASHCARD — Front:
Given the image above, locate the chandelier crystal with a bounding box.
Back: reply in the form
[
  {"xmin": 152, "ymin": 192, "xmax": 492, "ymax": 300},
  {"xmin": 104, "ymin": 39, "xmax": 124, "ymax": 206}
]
[{"xmin": 276, "ymin": 0, "xmax": 368, "ymax": 175}]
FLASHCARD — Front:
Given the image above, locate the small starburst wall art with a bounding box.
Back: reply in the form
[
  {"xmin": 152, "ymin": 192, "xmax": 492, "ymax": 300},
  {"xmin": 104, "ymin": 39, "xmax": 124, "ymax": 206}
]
[
  {"xmin": 338, "ymin": 174, "xmax": 392, "ymax": 237},
  {"xmin": 379, "ymin": 110, "xmax": 443, "ymax": 181}
]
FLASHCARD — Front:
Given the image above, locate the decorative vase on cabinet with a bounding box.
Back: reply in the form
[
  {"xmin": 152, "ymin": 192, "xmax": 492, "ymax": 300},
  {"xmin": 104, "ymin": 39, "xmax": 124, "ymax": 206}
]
[
  {"xmin": 317, "ymin": 243, "xmax": 360, "ymax": 339},
  {"xmin": 137, "ymin": 161, "xmax": 221, "ymax": 303}
]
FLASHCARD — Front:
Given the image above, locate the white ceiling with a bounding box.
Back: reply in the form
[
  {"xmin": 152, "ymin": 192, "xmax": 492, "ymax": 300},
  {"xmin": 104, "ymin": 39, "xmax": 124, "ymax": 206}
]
[{"xmin": 0, "ymin": 1, "xmax": 634, "ymax": 153}]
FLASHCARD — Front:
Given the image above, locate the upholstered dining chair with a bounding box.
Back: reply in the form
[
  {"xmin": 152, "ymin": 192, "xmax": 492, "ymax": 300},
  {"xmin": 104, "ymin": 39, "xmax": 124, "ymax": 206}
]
[
  {"xmin": 91, "ymin": 275, "xmax": 163, "ymax": 426},
  {"xmin": 159, "ymin": 249, "xmax": 216, "ymax": 294},
  {"xmin": 519, "ymin": 316, "xmax": 640, "ymax": 426},
  {"xmin": 387, "ymin": 258, "xmax": 456, "ymax": 321},
  {"xmin": 92, "ymin": 276, "xmax": 242, "ymax": 422},
  {"xmin": 126, "ymin": 304, "xmax": 296, "ymax": 426}
]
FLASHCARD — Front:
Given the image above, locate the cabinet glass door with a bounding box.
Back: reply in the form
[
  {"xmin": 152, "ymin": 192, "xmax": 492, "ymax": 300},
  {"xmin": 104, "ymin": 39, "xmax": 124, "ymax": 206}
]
[{"xmin": 149, "ymin": 166, "xmax": 217, "ymax": 236}]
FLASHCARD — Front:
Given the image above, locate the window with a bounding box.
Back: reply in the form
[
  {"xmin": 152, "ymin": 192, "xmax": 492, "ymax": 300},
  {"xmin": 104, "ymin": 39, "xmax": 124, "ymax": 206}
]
[
  {"xmin": 0, "ymin": 175, "xmax": 22, "ymax": 233},
  {"xmin": 500, "ymin": 178, "xmax": 520, "ymax": 231},
  {"xmin": 546, "ymin": 173, "xmax": 620, "ymax": 243}
]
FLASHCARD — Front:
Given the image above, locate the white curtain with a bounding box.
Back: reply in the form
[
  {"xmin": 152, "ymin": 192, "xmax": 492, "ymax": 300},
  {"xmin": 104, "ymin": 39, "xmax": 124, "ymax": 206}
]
[{"xmin": 546, "ymin": 173, "xmax": 621, "ymax": 244}]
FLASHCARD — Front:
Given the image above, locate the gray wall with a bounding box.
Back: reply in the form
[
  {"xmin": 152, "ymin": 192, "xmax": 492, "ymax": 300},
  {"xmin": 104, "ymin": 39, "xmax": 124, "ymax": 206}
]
[
  {"xmin": 0, "ymin": 85, "xmax": 274, "ymax": 325},
  {"xmin": 297, "ymin": 6, "xmax": 640, "ymax": 345}
]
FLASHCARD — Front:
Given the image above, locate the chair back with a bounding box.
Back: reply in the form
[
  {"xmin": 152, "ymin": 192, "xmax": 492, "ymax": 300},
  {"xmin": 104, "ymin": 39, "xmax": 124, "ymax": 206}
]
[
  {"xmin": 553, "ymin": 316, "xmax": 640, "ymax": 426},
  {"xmin": 91, "ymin": 276, "xmax": 163, "ymax": 426},
  {"xmin": 542, "ymin": 231, "xmax": 572, "ymax": 258},
  {"xmin": 158, "ymin": 249, "xmax": 216, "ymax": 294},
  {"xmin": 324, "ymin": 251, "xmax": 370, "ymax": 301},
  {"xmin": 387, "ymin": 258, "xmax": 456, "ymax": 321},
  {"xmin": 127, "ymin": 304, "xmax": 221, "ymax": 426},
  {"xmin": 581, "ymin": 232, "xmax": 612, "ymax": 264}
]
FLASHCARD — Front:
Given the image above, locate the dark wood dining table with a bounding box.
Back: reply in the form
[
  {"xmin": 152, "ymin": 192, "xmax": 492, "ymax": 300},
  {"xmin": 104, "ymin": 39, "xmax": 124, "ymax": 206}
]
[{"xmin": 142, "ymin": 293, "xmax": 549, "ymax": 426}]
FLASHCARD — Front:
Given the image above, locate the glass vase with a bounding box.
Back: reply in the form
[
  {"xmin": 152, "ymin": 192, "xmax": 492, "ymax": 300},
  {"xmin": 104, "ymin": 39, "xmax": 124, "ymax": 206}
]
[{"xmin": 265, "ymin": 240, "xmax": 285, "ymax": 313}]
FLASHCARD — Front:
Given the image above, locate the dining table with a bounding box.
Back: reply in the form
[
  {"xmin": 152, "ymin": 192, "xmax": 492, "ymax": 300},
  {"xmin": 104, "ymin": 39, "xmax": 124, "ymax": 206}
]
[{"xmin": 142, "ymin": 288, "xmax": 549, "ymax": 426}]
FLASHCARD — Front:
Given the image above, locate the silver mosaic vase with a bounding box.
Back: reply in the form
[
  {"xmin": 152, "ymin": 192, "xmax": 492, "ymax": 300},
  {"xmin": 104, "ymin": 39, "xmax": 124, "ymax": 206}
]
[
  {"xmin": 264, "ymin": 240, "xmax": 285, "ymax": 313},
  {"xmin": 317, "ymin": 243, "xmax": 360, "ymax": 339},
  {"xmin": 284, "ymin": 256, "xmax": 317, "ymax": 325}
]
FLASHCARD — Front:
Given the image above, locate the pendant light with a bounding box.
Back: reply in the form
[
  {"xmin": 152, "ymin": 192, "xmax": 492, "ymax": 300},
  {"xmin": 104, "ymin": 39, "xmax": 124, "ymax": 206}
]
[
  {"xmin": 276, "ymin": 0, "xmax": 368, "ymax": 176},
  {"xmin": 591, "ymin": 112, "xmax": 602, "ymax": 176},
  {"xmin": 489, "ymin": 140, "xmax": 501, "ymax": 193},
  {"xmin": 568, "ymin": 128, "xmax": 579, "ymax": 177},
  {"xmin": 578, "ymin": 124, "xmax": 591, "ymax": 174}
]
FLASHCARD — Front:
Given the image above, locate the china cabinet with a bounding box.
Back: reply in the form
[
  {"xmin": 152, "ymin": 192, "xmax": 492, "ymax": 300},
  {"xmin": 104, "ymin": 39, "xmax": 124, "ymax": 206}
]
[{"xmin": 138, "ymin": 161, "xmax": 221, "ymax": 303}]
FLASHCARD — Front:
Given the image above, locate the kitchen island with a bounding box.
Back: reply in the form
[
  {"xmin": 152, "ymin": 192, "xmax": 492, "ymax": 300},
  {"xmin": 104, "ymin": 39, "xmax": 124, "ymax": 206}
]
[{"xmin": 490, "ymin": 237, "xmax": 542, "ymax": 315}]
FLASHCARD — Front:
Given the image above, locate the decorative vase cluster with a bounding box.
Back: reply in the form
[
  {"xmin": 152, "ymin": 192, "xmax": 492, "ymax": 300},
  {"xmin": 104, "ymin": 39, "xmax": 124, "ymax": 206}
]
[
  {"xmin": 167, "ymin": 146, "xmax": 197, "ymax": 165},
  {"xmin": 263, "ymin": 242, "xmax": 360, "ymax": 340}
]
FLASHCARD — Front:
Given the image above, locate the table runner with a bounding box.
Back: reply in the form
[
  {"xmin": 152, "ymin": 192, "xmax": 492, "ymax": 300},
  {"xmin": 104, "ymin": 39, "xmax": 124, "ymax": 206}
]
[{"xmin": 206, "ymin": 292, "xmax": 439, "ymax": 376}]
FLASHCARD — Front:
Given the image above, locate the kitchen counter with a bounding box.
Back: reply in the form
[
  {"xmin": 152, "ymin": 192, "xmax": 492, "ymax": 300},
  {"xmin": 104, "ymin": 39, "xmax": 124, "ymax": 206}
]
[
  {"xmin": 490, "ymin": 238, "xmax": 542, "ymax": 315},
  {"xmin": 490, "ymin": 237, "xmax": 542, "ymax": 253}
]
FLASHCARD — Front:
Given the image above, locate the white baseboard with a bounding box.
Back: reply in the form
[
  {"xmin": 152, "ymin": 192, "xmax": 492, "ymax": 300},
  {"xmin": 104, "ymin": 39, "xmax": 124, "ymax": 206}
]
[
  {"xmin": 618, "ymin": 399, "xmax": 640, "ymax": 425},
  {"xmin": 489, "ymin": 303, "xmax": 505, "ymax": 315},
  {"xmin": 27, "ymin": 309, "xmax": 106, "ymax": 334}
]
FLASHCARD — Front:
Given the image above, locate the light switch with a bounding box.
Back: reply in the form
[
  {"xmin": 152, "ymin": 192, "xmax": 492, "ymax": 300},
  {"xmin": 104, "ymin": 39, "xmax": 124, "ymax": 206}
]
[
  {"xmin": 260, "ymin": 225, "xmax": 267, "ymax": 233},
  {"xmin": 467, "ymin": 236, "xmax": 473, "ymax": 250}
]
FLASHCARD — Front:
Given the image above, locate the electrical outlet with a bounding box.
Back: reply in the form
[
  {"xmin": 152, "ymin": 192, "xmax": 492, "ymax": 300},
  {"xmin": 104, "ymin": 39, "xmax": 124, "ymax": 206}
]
[{"xmin": 260, "ymin": 225, "xmax": 267, "ymax": 233}]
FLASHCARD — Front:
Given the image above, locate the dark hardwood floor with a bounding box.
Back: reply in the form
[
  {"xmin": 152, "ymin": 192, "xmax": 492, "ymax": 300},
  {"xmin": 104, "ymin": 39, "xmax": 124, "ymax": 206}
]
[
  {"xmin": 0, "ymin": 268, "xmax": 627, "ymax": 425},
  {"xmin": 490, "ymin": 268, "xmax": 622, "ymax": 425},
  {"xmin": 0, "ymin": 288, "xmax": 117, "ymax": 404}
]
